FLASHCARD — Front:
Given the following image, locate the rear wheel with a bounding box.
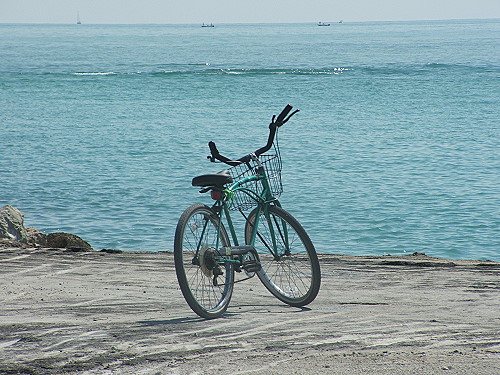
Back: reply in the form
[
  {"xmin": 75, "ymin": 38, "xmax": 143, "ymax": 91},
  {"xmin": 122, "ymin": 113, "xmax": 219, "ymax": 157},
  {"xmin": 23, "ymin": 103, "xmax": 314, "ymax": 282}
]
[
  {"xmin": 245, "ymin": 205, "xmax": 321, "ymax": 306},
  {"xmin": 174, "ymin": 204, "xmax": 234, "ymax": 319}
]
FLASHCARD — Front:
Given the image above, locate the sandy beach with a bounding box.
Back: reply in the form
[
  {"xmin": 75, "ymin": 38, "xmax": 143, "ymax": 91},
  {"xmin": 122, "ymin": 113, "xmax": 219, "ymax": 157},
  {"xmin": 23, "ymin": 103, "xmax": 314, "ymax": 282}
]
[{"xmin": 0, "ymin": 247, "xmax": 499, "ymax": 374}]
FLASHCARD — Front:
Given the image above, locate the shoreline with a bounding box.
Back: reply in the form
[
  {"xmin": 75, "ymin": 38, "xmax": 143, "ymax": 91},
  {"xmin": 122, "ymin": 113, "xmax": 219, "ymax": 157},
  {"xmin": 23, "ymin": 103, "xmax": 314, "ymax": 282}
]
[
  {"xmin": 1, "ymin": 247, "xmax": 499, "ymax": 374},
  {"xmin": 8, "ymin": 242, "xmax": 498, "ymax": 259},
  {"xmin": 2, "ymin": 238, "xmax": 499, "ymax": 265}
]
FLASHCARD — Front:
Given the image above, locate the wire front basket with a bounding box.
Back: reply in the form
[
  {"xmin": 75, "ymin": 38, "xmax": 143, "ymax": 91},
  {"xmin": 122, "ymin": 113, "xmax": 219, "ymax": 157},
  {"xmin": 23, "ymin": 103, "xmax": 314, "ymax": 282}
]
[{"xmin": 226, "ymin": 153, "xmax": 283, "ymax": 211}]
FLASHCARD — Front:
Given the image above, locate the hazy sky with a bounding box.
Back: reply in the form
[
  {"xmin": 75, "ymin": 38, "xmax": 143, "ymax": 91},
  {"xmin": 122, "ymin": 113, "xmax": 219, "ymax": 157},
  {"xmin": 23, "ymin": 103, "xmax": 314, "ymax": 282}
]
[{"xmin": 1, "ymin": 0, "xmax": 499, "ymax": 24}]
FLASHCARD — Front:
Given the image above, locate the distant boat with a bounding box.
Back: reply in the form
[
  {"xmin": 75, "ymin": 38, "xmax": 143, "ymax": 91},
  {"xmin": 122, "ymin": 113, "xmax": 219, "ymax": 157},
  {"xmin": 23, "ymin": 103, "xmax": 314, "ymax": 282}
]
[
  {"xmin": 76, "ymin": 11, "xmax": 81, "ymax": 24},
  {"xmin": 202, "ymin": 23, "xmax": 215, "ymax": 27},
  {"xmin": 318, "ymin": 22, "xmax": 330, "ymax": 26},
  {"xmin": 339, "ymin": 20, "xmax": 343, "ymax": 23}
]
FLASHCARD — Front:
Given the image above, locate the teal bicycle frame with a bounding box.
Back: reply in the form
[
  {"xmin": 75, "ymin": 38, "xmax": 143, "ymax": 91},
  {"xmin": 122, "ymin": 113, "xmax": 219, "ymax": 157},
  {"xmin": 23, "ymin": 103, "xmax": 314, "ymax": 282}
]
[{"xmin": 208, "ymin": 159, "xmax": 289, "ymax": 270}]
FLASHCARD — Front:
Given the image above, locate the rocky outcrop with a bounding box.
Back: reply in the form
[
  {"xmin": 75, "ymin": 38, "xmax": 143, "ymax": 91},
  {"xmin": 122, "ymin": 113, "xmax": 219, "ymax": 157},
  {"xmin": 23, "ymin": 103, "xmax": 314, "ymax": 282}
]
[
  {"xmin": 0, "ymin": 205, "xmax": 91, "ymax": 250},
  {"xmin": 46, "ymin": 232, "xmax": 92, "ymax": 250},
  {"xmin": 0, "ymin": 205, "xmax": 28, "ymax": 243}
]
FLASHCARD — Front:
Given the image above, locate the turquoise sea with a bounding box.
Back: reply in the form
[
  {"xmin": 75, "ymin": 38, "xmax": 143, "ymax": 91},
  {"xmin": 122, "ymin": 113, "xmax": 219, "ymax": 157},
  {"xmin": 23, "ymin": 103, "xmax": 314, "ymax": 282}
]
[{"xmin": 1, "ymin": 20, "xmax": 499, "ymax": 260}]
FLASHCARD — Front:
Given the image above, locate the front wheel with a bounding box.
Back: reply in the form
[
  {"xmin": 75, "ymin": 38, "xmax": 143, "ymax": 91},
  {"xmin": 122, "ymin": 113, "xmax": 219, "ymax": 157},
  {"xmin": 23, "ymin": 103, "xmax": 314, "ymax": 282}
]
[
  {"xmin": 245, "ymin": 205, "xmax": 321, "ymax": 307},
  {"xmin": 174, "ymin": 204, "xmax": 234, "ymax": 319}
]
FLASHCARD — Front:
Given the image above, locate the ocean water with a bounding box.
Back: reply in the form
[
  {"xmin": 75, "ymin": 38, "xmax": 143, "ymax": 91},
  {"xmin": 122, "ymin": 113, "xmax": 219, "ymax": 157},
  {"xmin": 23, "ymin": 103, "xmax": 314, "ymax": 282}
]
[{"xmin": 1, "ymin": 20, "xmax": 498, "ymax": 260}]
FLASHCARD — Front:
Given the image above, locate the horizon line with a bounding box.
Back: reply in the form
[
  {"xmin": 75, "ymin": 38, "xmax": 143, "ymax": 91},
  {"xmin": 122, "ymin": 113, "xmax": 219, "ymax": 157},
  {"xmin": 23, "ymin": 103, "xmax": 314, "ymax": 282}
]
[{"xmin": 0, "ymin": 17, "xmax": 499, "ymax": 26}]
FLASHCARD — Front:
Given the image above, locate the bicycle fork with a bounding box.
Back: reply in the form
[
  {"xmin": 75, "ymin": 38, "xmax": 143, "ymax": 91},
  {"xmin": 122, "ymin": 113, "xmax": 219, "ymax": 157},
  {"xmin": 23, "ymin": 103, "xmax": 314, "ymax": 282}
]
[{"xmin": 244, "ymin": 204, "xmax": 291, "ymax": 260}]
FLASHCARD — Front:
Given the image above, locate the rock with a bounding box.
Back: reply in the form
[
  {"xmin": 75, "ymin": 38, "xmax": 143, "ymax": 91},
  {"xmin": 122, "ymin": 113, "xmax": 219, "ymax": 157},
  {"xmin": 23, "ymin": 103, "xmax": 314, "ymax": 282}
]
[
  {"xmin": 0, "ymin": 238, "xmax": 25, "ymax": 249},
  {"xmin": 1, "ymin": 205, "xmax": 47, "ymax": 246},
  {"xmin": 100, "ymin": 249, "xmax": 123, "ymax": 254},
  {"xmin": 46, "ymin": 232, "xmax": 92, "ymax": 250},
  {"xmin": 410, "ymin": 252, "xmax": 427, "ymax": 256},
  {"xmin": 1, "ymin": 205, "xmax": 91, "ymax": 250},
  {"xmin": 0, "ymin": 205, "xmax": 28, "ymax": 243},
  {"xmin": 26, "ymin": 227, "xmax": 48, "ymax": 246}
]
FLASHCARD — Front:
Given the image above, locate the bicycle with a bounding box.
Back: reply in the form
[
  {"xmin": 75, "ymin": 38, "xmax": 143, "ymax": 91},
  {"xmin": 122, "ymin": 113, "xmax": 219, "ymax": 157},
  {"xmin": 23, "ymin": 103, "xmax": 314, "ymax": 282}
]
[{"xmin": 174, "ymin": 105, "xmax": 321, "ymax": 319}]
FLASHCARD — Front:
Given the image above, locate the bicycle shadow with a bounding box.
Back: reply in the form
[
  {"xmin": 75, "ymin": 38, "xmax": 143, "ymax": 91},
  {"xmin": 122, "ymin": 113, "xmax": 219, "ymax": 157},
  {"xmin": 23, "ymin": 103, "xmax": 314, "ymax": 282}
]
[
  {"xmin": 137, "ymin": 305, "xmax": 312, "ymax": 326},
  {"xmin": 137, "ymin": 316, "xmax": 206, "ymax": 326},
  {"xmin": 230, "ymin": 303, "xmax": 313, "ymax": 314}
]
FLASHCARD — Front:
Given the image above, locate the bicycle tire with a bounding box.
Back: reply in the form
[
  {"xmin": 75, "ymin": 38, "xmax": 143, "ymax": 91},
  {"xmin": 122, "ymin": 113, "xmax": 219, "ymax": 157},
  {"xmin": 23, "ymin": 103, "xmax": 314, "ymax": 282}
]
[
  {"xmin": 245, "ymin": 205, "xmax": 321, "ymax": 306},
  {"xmin": 174, "ymin": 203, "xmax": 234, "ymax": 319}
]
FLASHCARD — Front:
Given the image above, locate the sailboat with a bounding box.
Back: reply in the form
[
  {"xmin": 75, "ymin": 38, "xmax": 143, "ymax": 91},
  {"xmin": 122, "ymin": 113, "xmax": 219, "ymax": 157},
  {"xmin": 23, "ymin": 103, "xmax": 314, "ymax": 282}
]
[{"xmin": 77, "ymin": 11, "xmax": 82, "ymax": 25}]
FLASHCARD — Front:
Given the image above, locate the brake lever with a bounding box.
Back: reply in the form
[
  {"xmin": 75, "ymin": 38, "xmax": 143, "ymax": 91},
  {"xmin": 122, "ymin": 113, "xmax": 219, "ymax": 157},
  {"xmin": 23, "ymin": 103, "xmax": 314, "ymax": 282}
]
[
  {"xmin": 270, "ymin": 109, "xmax": 300, "ymax": 128},
  {"xmin": 282, "ymin": 109, "xmax": 300, "ymax": 125}
]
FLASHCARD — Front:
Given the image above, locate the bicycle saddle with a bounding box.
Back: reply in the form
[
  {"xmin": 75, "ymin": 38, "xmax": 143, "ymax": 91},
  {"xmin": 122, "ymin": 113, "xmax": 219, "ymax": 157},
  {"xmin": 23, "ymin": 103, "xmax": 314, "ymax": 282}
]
[{"xmin": 192, "ymin": 170, "xmax": 233, "ymax": 187}]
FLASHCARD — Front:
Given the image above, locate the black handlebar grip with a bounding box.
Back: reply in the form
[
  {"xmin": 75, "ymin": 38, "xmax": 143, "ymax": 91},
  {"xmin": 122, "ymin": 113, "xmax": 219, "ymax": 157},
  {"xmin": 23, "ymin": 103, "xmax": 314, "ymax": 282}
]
[
  {"xmin": 208, "ymin": 141, "xmax": 219, "ymax": 157},
  {"xmin": 208, "ymin": 141, "xmax": 241, "ymax": 165},
  {"xmin": 275, "ymin": 104, "xmax": 293, "ymax": 124}
]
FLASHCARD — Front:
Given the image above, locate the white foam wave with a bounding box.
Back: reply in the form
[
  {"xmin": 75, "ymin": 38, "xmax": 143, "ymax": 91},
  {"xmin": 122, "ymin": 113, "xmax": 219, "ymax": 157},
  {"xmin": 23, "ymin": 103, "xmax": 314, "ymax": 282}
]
[{"xmin": 73, "ymin": 72, "xmax": 117, "ymax": 76}]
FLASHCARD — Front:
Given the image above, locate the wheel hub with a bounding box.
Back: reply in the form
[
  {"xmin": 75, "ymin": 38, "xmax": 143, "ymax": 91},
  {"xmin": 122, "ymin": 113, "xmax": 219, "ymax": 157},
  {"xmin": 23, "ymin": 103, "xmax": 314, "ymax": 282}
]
[{"xmin": 198, "ymin": 245, "xmax": 216, "ymax": 277}]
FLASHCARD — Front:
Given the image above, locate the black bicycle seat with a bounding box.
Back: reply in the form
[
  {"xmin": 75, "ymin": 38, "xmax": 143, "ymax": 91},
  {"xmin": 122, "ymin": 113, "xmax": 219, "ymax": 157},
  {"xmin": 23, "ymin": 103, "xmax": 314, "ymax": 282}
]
[{"xmin": 192, "ymin": 170, "xmax": 233, "ymax": 187}]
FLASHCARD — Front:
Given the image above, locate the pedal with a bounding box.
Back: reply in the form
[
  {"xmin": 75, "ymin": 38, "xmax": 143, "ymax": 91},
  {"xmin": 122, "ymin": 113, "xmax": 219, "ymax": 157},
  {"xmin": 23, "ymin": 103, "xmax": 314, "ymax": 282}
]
[
  {"xmin": 221, "ymin": 245, "xmax": 261, "ymax": 276},
  {"xmin": 242, "ymin": 259, "xmax": 261, "ymax": 273}
]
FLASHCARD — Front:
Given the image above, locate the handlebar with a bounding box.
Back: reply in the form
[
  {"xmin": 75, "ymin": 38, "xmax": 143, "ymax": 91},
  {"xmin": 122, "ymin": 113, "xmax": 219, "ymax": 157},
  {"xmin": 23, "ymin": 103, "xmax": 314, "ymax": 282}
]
[{"xmin": 208, "ymin": 105, "xmax": 299, "ymax": 166}]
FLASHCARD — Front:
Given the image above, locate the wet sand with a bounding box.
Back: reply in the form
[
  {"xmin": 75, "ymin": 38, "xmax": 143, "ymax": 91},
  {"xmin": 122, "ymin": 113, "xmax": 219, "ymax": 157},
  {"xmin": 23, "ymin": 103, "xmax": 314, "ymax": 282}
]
[{"xmin": 0, "ymin": 248, "xmax": 499, "ymax": 374}]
